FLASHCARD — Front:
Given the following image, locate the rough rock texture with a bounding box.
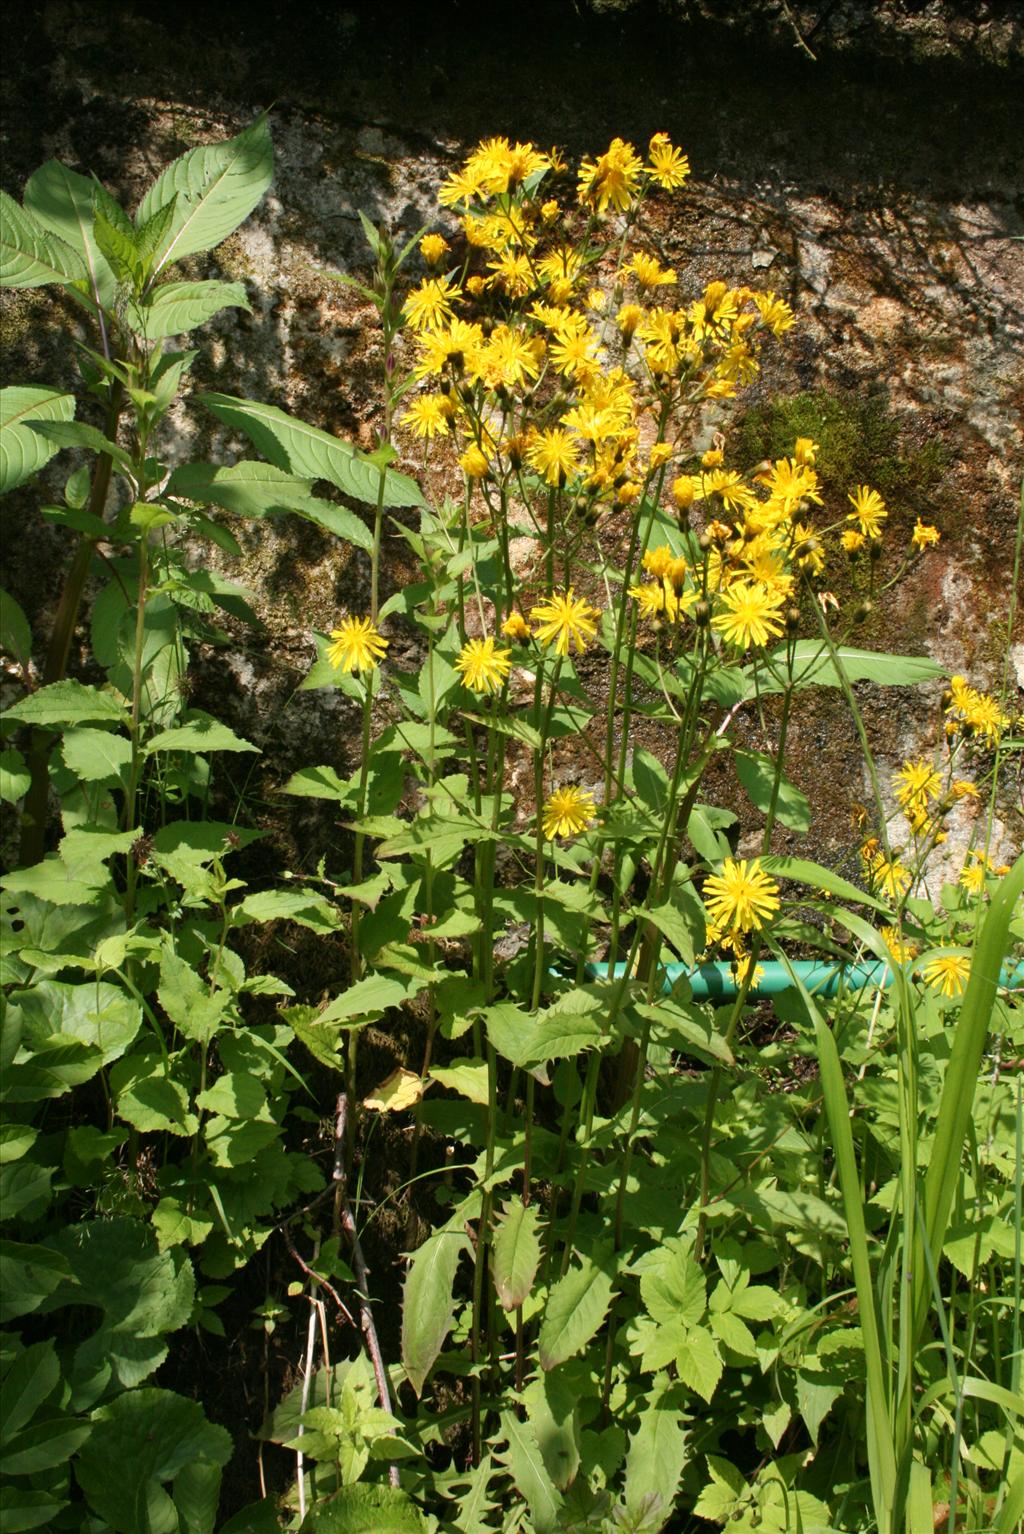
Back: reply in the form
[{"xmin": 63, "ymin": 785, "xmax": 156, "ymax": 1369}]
[{"xmin": 2, "ymin": 0, "xmax": 1022, "ymax": 876}]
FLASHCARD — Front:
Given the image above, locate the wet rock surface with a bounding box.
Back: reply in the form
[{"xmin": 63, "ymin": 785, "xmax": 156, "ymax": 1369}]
[{"xmin": 2, "ymin": 0, "xmax": 1022, "ymax": 874}]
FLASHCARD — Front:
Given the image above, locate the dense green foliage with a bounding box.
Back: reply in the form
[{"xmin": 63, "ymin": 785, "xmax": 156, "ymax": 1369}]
[{"xmin": 1, "ymin": 119, "xmax": 1022, "ymax": 1534}]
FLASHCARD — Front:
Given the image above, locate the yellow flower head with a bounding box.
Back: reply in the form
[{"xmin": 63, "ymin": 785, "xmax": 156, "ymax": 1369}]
[
  {"xmin": 672, "ymin": 475, "xmax": 696, "ymax": 510},
  {"xmin": 577, "ymin": 137, "xmax": 644, "ymax": 214},
  {"xmin": 541, "ymin": 198, "xmax": 560, "ymax": 223},
  {"xmin": 794, "ymin": 437, "xmax": 819, "ymax": 466},
  {"xmin": 459, "ymin": 444, "xmax": 491, "ymax": 480},
  {"xmin": 648, "ymin": 442, "xmax": 673, "ymax": 470},
  {"xmin": 455, "ymin": 636, "xmax": 513, "ymax": 694},
  {"xmin": 617, "ymin": 302, "xmax": 644, "ymax": 339},
  {"xmin": 645, "ymin": 133, "xmax": 690, "ymax": 191},
  {"xmin": 711, "ymin": 580, "xmax": 786, "ymax": 650},
  {"xmin": 400, "ymin": 394, "xmax": 452, "ymax": 439},
  {"xmin": 841, "ymin": 528, "xmax": 866, "ymax": 554},
  {"xmin": 403, "ymin": 276, "xmax": 461, "ymax": 332},
  {"xmin": 959, "ymin": 852, "xmax": 993, "ymax": 895},
  {"xmin": 419, "ymin": 233, "xmax": 450, "ymax": 266},
  {"xmin": 624, "ymin": 252, "xmax": 677, "ymax": 289},
  {"xmin": 894, "ymin": 757, "xmax": 940, "ymax": 819},
  {"xmin": 542, "ymin": 785, "xmax": 597, "ymax": 840},
  {"xmin": 327, "ymin": 616, "xmax": 388, "ymax": 674},
  {"xmin": 880, "ymin": 925, "xmax": 917, "ymax": 964},
  {"xmin": 919, "ymin": 953, "xmax": 971, "ymax": 999},
  {"xmin": 526, "ymin": 428, "xmax": 581, "ymax": 487},
  {"xmin": 847, "ymin": 485, "xmax": 887, "ymax": 539},
  {"xmin": 530, "ymin": 588, "xmax": 601, "ymax": 655},
  {"xmin": 642, "ymin": 544, "xmax": 674, "ymax": 579},
  {"xmin": 911, "ymin": 518, "xmax": 941, "ymax": 550},
  {"xmin": 501, "ymin": 612, "xmax": 532, "ymax": 643},
  {"xmin": 703, "ymin": 857, "xmax": 781, "ymax": 935}
]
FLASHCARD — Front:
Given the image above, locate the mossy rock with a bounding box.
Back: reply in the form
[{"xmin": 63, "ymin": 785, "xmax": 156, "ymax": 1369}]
[{"xmin": 733, "ymin": 389, "xmax": 949, "ymax": 514}]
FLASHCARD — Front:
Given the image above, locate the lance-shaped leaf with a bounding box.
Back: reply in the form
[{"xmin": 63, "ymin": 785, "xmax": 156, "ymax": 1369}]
[
  {"xmin": 401, "ymin": 1226, "xmax": 468, "ymax": 1396},
  {"xmin": 0, "ymin": 191, "xmax": 87, "ymax": 289},
  {"xmin": 0, "ymin": 387, "xmax": 76, "ymax": 496},
  {"xmin": 166, "ymin": 459, "xmax": 373, "ymax": 549},
  {"xmin": 539, "ymin": 1245, "xmax": 617, "ymax": 1370},
  {"xmin": 498, "ymin": 1411, "xmax": 563, "ymax": 1534},
  {"xmin": 22, "ymin": 160, "xmax": 117, "ymax": 309},
  {"xmin": 127, "ymin": 279, "xmax": 251, "ymax": 340},
  {"xmin": 759, "ymin": 641, "xmax": 945, "ymax": 693},
  {"xmin": 135, "ymin": 113, "xmax": 273, "ymax": 273},
  {"xmin": 623, "ymin": 1378, "xmax": 689, "ymax": 1527},
  {"xmin": 199, "ymin": 392, "xmax": 423, "ymax": 509},
  {"xmin": 492, "ymin": 1197, "xmax": 542, "ymax": 1311}
]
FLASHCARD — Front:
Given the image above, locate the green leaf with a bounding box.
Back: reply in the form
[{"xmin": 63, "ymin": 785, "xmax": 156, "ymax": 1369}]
[
  {"xmin": 25, "ymin": 417, "xmax": 133, "ymax": 471},
  {"xmin": 6, "ymin": 978, "xmax": 141, "ymax": 1065},
  {"xmin": 0, "ymin": 1486, "xmax": 68, "ymax": 1532},
  {"xmin": 734, "ymin": 749, "xmax": 811, "ymax": 834},
  {"xmin": 623, "ymin": 1379, "xmax": 688, "ymax": 1527},
  {"xmin": 0, "ymin": 748, "xmax": 30, "ymax": 804},
  {"xmin": 127, "ymin": 279, "xmax": 250, "ymax": 339},
  {"xmin": 61, "ymin": 727, "xmax": 132, "ymax": 784},
  {"xmin": 135, "ymin": 113, "xmax": 273, "ymax": 271},
  {"xmin": 685, "ymin": 804, "xmax": 736, "ymax": 863},
  {"xmin": 637, "ymin": 998, "xmax": 733, "ymax": 1066},
  {"xmin": 1, "ymin": 588, "xmax": 32, "ymax": 665},
  {"xmin": 521, "ymin": 1370, "xmax": 580, "ymax": 1492},
  {"xmin": 75, "ymin": 1387, "xmax": 231, "ymax": 1533},
  {"xmin": 401, "ymin": 1226, "xmax": 467, "ymax": 1396},
  {"xmin": 765, "ymin": 641, "xmax": 945, "ymax": 691},
  {"xmin": 145, "ymin": 712, "xmax": 258, "ymax": 755},
  {"xmin": 498, "ymin": 1410, "xmax": 562, "ymax": 1534},
  {"xmin": 491, "ymin": 1197, "xmax": 542, "ymax": 1311},
  {"xmin": 539, "ymin": 1246, "xmax": 617, "ymax": 1370},
  {"xmin": 234, "ymin": 887, "xmax": 342, "ymax": 932},
  {"xmin": 199, "ymin": 392, "xmax": 423, "ymax": 509},
  {"xmin": 299, "ymin": 1484, "xmax": 428, "ymax": 1533},
  {"xmin": 640, "ymin": 900, "xmax": 698, "ymax": 966},
  {"xmin": 429, "ymin": 1059, "xmax": 489, "ymax": 1104},
  {"xmin": 174, "ymin": 1458, "xmax": 223, "ymax": 1534},
  {"xmin": 1, "ymin": 678, "xmax": 127, "ymax": 728},
  {"xmin": 0, "ymin": 1415, "xmax": 91, "ymax": 1475},
  {"xmin": 111, "ymin": 1051, "xmax": 198, "ymax": 1137},
  {"xmin": 0, "ymin": 191, "xmax": 87, "ymax": 289},
  {"xmin": 93, "ymin": 205, "xmax": 143, "ymax": 287},
  {"xmin": 319, "ymin": 972, "xmax": 424, "ymax": 1023},
  {"xmin": 0, "ymin": 1242, "xmax": 71, "ymax": 1323},
  {"xmin": 22, "ymin": 160, "xmax": 117, "ymax": 307},
  {"xmin": 759, "ymin": 854, "xmax": 893, "ymax": 914},
  {"xmin": 0, "ymin": 386, "xmax": 76, "ymax": 496}
]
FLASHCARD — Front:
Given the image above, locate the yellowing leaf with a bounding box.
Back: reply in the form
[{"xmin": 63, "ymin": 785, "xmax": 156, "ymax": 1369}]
[{"xmin": 363, "ymin": 1068, "xmax": 424, "ymax": 1113}]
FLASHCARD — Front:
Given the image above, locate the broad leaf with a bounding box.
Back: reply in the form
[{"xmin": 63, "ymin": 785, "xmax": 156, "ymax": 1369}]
[
  {"xmin": 127, "ymin": 279, "xmax": 250, "ymax": 339},
  {"xmin": 135, "ymin": 114, "xmax": 274, "ymax": 272},
  {"xmin": 401, "ymin": 1226, "xmax": 467, "ymax": 1396},
  {"xmin": 61, "ymin": 727, "xmax": 132, "ymax": 784},
  {"xmin": 492, "ymin": 1197, "xmax": 542, "ymax": 1311},
  {"xmin": 0, "ymin": 387, "xmax": 76, "ymax": 496},
  {"xmin": 1, "ymin": 678, "xmax": 127, "ymax": 728},
  {"xmin": 1, "ymin": 587, "xmax": 32, "ymax": 664},
  {"xmin": 167, "ymin": 460, "xmax": 372, "ymax": 548},
  {"xmin": 199, "ymin": 392, "xmax": 423, "ymax": 509},
  {"xmin": 499, "ymin": 1410, "xmax": 562, "ymax": 1534},
  {"xmin": 764, "ymin": 641, "xmax": 945, "ymax": 691},
  {"xmin": 0, "ymin": 191, "xmax": 86, "ymax": 289},
  {"xmin": 299, "ymin": 1484, "xmax": 428, "ymax": 1532},
  {"xmin": 145, "ymin": 712, "xmax": 258, "ymax": 755},
  {"xmin": 539, "ymin": 1246, "xmax": 617, "ymax": 1370},
  {"xmin": 22, "ymin": 160, "xmax": 117, "ymax": 308},
  {"xmin": 623, "ymin": 1379, "xmax": 689, "ymax": 1527},
  {"xmin": 734, "ymin": 749, "xmax": 811, "ymax": 834}
]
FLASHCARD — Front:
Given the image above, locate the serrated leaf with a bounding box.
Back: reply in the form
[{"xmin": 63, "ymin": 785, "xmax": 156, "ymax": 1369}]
[
  {"xmin": 675, "ymin": 1325, "xmax": 723, "ymax": 1403},
  {"xmin": 499, "ymin": 1410, "xmax": 562, "ymax": 1534},
  {"xmin": 492, "ymin": 1197, "xmax": 542, "ymax": 1311},
  {"xmin": 128, "ymin": 279, "xmax": 250, "ymax": 339},
  {"xmin": 199, "ymin": 392, "xmax": 423, "ymax": 509},
  {"xmin": 319, "ymin": 972, "xmax": 423, "ymax": 1023},
  {"xmin": 75, "ymin": 1388, "xmax": 230, "ymax": 1533},
  {"xmin": 234, "ymin": 887, "xmax": 342, "ymax": 932},
  {"xmin": 623, "ymin": 1379, "xmax": 688, "ymax": 1526},
  {"xmin": 135, "ymin": 114, "xmax": 273, "ymax": 272},
  {"xmin": 0, "ymin": 1341, "xmax": 61, "ymax": 1440},
  {"xmin": 165, "ymin": 461, "xmax": 371, "ymax": 551},
  {"xmin": 145, "ymin": 711, "xmax": 258, "ymax": 755},
  {"xmin": 0, "ymin": 191, "xmax": 87, "ymax": 289},
  {"xmin": 92, "ymin": 205, "xmax": 142, "ymax": 287},
  {"xmin": 401, "ymin": 1226, "xmax": 467, "ymax": 1396},
  {"xmin": 61, "ymin": 727, "xmax": 132, "ymax": 784},
  {"xmin": 0, "ymin": 386, "xmax": 76, "ymax": 495},
  {"xmin": 26, "ymin": 417, "xmax": 133, "ymax": 470},
  {"xmin": 6, "ymin": 978, "xmax": 141, "ymax": 1066},
  {"xmin": 300, "ymin": 1483, "xmax": 428, "ymax": 1532},
  {"xmin": 539, "ymin": 1246, "xmax": 617, "ymax": 1370},
  {"xmin": 521, "ymin": 1370, "xmax": 580, "ymax": 1492},
  {"xmin": 1, "ymin": 678, "xmax": 127, "ymax": 728},
  {"xmin": 0, "ymin": 748, "xmax": 30, "ymax": 805},
  {"xmin": 111, "ymin": 1052, "xmax": 198, "ymax": 1137},
  {"xmin": 430, "ymin": 1059, "xmax": 489, "ymax": 1106},
  {"xmin": 765, "ymin": 641, "xmax": 945, "ymax": 691},
  {"xmin": 0, "ymin": 1415, "xmax": 92, "ymax": 1475},
  {"xmin": 0, "ymin": 1485, "xmax": 68, "ymax": 1531},
  {"xmin": 1, "ymin": 587, "xmax": 32, "ymax": 664},
  {"xmin": 0, "ymin": 1242, "xmax": 71, "ymax": 1324}
]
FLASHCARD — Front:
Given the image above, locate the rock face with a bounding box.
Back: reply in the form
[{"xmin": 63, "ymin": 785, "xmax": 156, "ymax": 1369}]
[{"xmin": 2, "ymin": 0, "xmax": 1022, "ymax": 873}]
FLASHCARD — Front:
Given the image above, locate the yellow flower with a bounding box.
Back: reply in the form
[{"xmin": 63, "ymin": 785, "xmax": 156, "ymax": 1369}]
[
  {"xmin": 624, "ymin": 252, "xmax": 677, "ymax": 289},
  {"xmin": 459, "ymin": 445, "xmax": 490, "ymax": 479},
  {"xmin": 860, "ymin": 842, "xmax": 910, "ymax": 899},
  {"xmin": 617, "ymin": 303, "xmax": 643, "ymax": 339},
  {"xmin": 711, "ymin": 581, "xmax": 786, "ymax": 650},
  {"xmin": 642, "ymin": 544, "xmax": 674, "ymax": 579},
  {"xmin": 542, "ymin": 785, "xmax": 597, "ymax": 840},
  {"xmin": 894, "ymin": 757, "xmax": 940, "ymax": 819},
  {"xmin": 527, "ymin": 428, "xmax": 581, "ymax": 487},
  {"xmin": 703, "ymin": 857, "xmax": 781, "ymax": 935},
  {"xmin": 847, "ymin": 485, "xmax": 887, "ymax": 539},
  {"xmin": 586, "ymin": 287, "xmax": 608, "ymax": 312},
  {"xmin": 950, "ymin": 778, "xmax": 979, "ymax": 800},
  {"xmin": 469, "ymin": 323, "xmax": 542, "ymax": 390},
  {"xmin": 645, "ymin": 132, "xmax": 690, "ymax": 191},
  {"xmin": 919, "ymin": 953, "xmax": 971, "ymax": 998},
  {"xmin": 530, "ymin": 588, "xmax": 601, "ymax": 655},
  {"xmin": 501, "ymin": 612, "xmax": 532, "ymax": 643},
  {"xmin": 419, "ymin": 233, "xmax": 450, "ymax": 266},
  {"xmin": 326, "ymin": 616, "xmax": 388, "ymax": 674},
  {"xmin": 403, "ymin": 276, "xmax": 460, "ymax": 331},
  {"xmin": 577, "ymin": 137, "xmax": 645, "ymax": 214},
  {"xmin": 753, "ymin": 290, "xmax": 795, "ymax": 336},
  {"xmin": 648, "ymin": 442, "xmax": 673, "ymax": 470},
  {"xmin": 881, "ymin": 925, "xmax": 917, "ymax": 964},
  {"xmin": 541, "ymin": 198, "xmax": 560, "ymax": 223},
  {"xmin": 455, "ymin": 636, "xmax": 513, "ymax": 694},
  {"xmin": 466, "ymin": 274, "xmax": 486, "ymax": 297},
  {"xmin": 672, "ymin": 475, "xmax": 695, "ymax": 510},
  {"xmin": 628, "ymin": 581, "xmax": 667, "ymax": 620},
  {"xmin": 794, "ymin": 437, "xmax": 819, "ymax": 466},
  {"xmin": 959, "ymin": 853, "xmax": 992, "ymax": 895},
  {"xmin": 912, "ymin": 518, "xmax": 941, "ymax": 550},
  {"xmin": 400, "ymin": 394, "xmax": 452, "ymax": 438},
  {"xmin": 841, "ymin": 528, "xmax": 866, "ymax": 554}
]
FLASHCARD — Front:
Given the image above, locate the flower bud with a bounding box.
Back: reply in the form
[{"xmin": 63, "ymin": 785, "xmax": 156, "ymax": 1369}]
[
  {"xmin": 853, "ymin": 600, "xmax": 873, "ymax": 624},
  {"xmin": 786, "ymin": 606, "xmax": 801, "ymax": 632},
  {"xmin": 692, "ymin": 598, "xmax": 711, "ymax": 626}
]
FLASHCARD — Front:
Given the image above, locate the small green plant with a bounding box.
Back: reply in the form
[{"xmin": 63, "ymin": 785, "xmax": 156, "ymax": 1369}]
[{"xmin": 1, "ymin": 124, "xmax": 1021, "ymax": 1534}]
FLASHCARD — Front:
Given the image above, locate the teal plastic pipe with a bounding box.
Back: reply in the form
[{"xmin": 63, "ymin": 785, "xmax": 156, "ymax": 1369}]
[{"xmin": 586, "ymin": 958, "xmax": 1024, "ymax": 1003}]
